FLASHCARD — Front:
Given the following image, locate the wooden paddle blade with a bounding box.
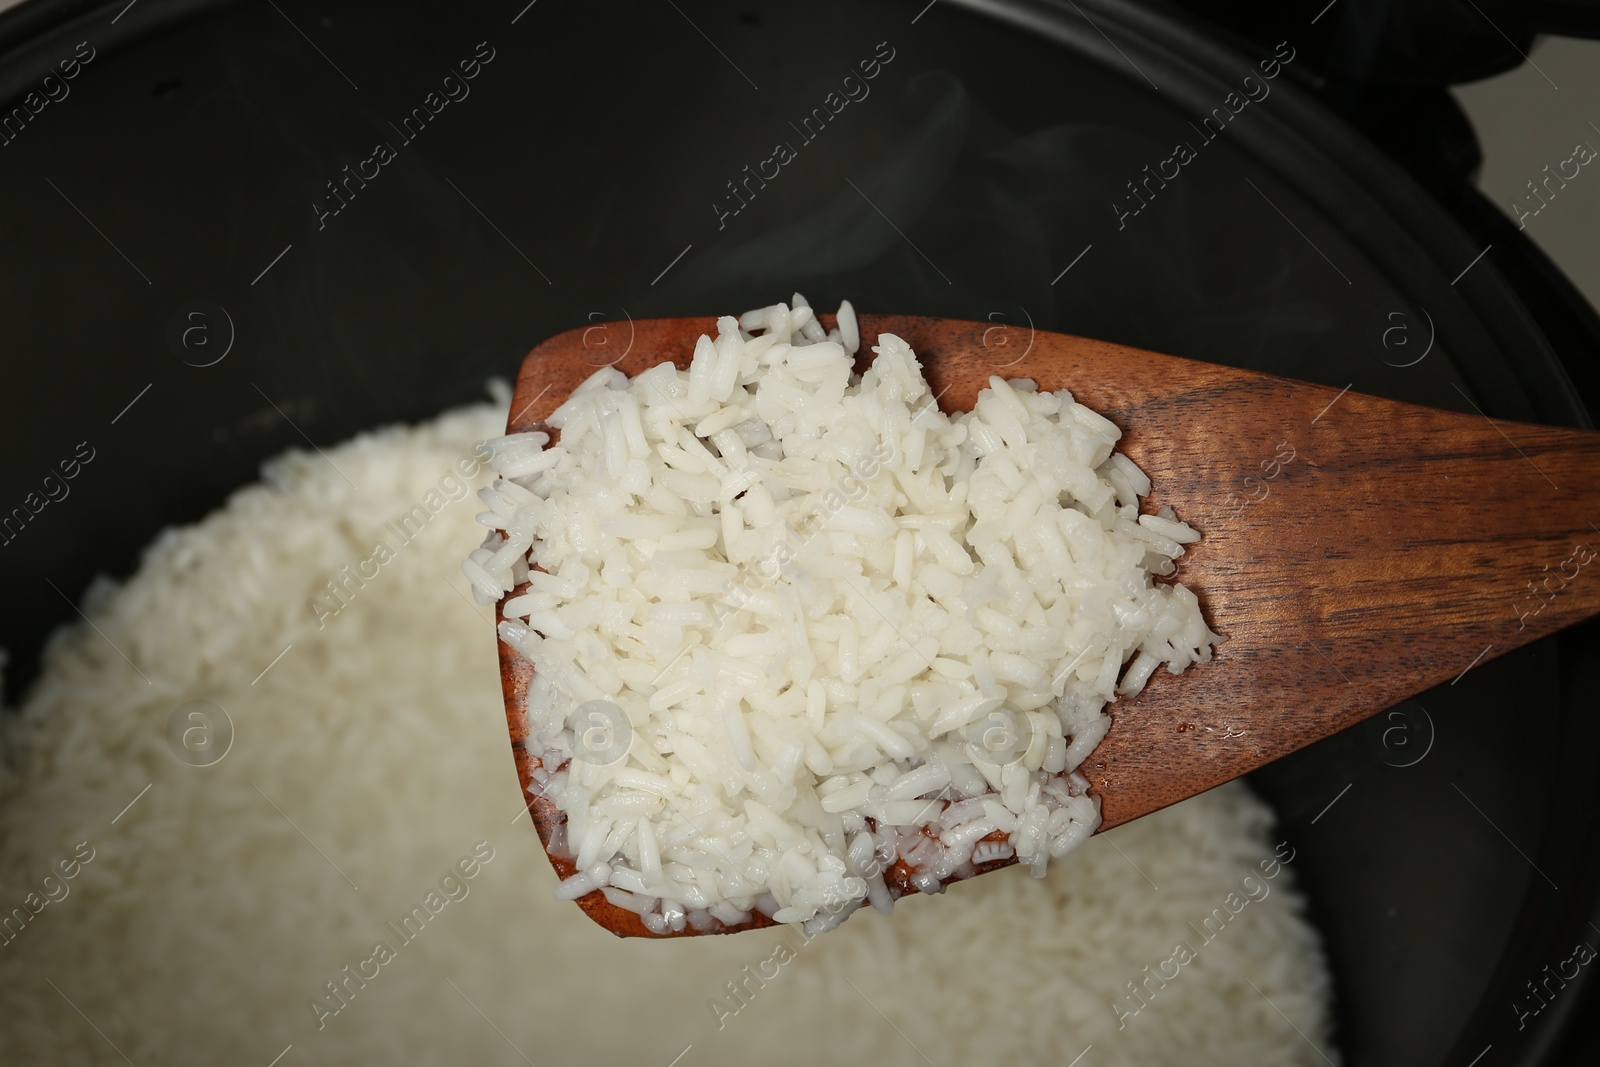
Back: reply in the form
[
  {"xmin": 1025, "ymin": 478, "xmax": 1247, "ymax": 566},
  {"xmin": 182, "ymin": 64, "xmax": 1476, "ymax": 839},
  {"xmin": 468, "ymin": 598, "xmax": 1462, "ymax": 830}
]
[{"xmin": 499, "ymin": 315, "xmax": 1600, "ymax": 936}]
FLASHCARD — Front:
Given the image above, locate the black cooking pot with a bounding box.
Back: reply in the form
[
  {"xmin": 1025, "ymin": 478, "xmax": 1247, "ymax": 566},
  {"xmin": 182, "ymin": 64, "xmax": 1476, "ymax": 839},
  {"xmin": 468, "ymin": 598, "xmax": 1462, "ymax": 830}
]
[{"xmin": 3, "ymin": 1, "xmax": 1598, "ymax": 1063}]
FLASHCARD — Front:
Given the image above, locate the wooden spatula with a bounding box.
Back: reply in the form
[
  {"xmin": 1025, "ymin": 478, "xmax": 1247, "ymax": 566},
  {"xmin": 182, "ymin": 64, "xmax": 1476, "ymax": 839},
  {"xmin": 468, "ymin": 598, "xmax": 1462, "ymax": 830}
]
[{"xmin": 497, "ymin": 314, "xmax": 1600, "ymax": 938}]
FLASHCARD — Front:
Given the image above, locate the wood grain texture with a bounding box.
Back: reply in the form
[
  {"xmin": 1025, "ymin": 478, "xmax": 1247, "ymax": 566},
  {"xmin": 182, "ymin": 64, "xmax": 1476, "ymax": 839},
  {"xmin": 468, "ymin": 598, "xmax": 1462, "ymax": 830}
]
[{"xmin": 499, "ymin": 315, "xmax": 1600, "ymax": 937}]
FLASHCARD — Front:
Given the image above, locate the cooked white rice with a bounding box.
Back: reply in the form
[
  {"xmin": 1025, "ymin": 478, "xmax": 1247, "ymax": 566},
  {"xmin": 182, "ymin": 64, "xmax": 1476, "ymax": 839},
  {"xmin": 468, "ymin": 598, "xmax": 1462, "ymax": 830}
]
[
  {"xmin": 0, "ymin": 398, "xmax": 1334, "ymax": 1065},
  {"xmin": 469, "ymin": 295, "xmax": 1221, "ymax": 932}
]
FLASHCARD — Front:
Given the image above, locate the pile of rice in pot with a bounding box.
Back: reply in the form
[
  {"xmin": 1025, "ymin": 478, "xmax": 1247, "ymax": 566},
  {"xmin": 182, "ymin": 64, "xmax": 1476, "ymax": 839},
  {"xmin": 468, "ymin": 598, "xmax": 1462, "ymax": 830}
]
[{"xmin": 0, "ymin": 393, "xmax": 1334, "ymax": 1066}]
